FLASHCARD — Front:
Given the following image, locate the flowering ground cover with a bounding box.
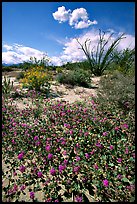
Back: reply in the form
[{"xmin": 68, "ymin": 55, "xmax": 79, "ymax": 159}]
[{"xmin": 2, "ymin": 88, "xmax": 135, "ymax": 202}]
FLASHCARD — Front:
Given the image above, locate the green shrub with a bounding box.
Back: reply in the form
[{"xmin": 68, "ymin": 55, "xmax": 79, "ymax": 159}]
[
  {"xmin": 2, "ymin": 66, "xmax": 14, "ymax": 72},
  {"xmin": 97, "ymin": 71, "xmax": 135, "ymax": 115},
  {"xmin": 56, "ymin": 69, "xmax": 91, "ymax": 88},
  {"xmin": 16, "ymin": 71, "xmax": 25, "ymax": 80},
  {"xmin": 2, "ymin": 76, "xmax": 14, "ymax": 97}
]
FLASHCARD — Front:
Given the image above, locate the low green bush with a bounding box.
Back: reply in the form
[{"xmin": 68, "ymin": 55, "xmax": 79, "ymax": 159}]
[{"xmin": 56, "ymin": 69, "xmax": 91, "ymax": 88}]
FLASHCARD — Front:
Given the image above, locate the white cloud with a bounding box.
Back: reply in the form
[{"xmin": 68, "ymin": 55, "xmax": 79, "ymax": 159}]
[
  {"xmin": 53, "ymin": 6, "xmax": 97, "ymax": 29},
  {"xmin": 3, "ymin": 44, "xmax": 13, "ymax": 51},
  {"xmin": 52, "ymin": 6, "xmax": 71, "ymax": 23},
  {"xmin": 2, "ymin": 30, "xmax": 135, "ymax": 66},
  {"xmin": 2, "ymin": 44, "xmax": 47, "ymax": 64}
]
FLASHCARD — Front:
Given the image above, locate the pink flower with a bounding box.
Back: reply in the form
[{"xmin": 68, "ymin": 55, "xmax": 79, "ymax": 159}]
[
  {"xmin": 37, "ymin": 171, "xmax": 43, "ymax": 178},
  {"xmin": 73, "ymin": 166, "xmax": 80, "ymax": 173},
  {"xmin": 90, "ymin": 150, "xmax": 95, "ymax": 155},
  {"xmin": 115, "ymin": 126, "xmax": 119, "ymax": 131},
  {"xmin": 109, "ymin": 145, "xmax": 114, "ymax": 150},
  {"xmin": 12, "ymin": 139, "xmax": 16, "ymax": 144},
  {"xmin": 20, "ymin": 185, "xmax": 26, "ymax": 191},
  {"xmin": 125, "ymin": 147, "xmax": 129, "ymax": 154},
  {"xmin": 59, "ymin": 165, "xmax": 65, "ymax": 173},
  {"xmin": 84, "ymin": 132, "xmax": 89, "ymax": 136},
  {"xmin": 19, "ymin": 165, "xmax": 26, "ymax": 173},
  {"xmin": 76, "ymin": 156, "xmax": 81, "ymax": 161},
  {"xmin": 122, "ymin": 123, "xmax": 128, "ymax": 129},
  {"xmin": 103, "ymin": 179, "xmax": 109, "ymax": 187},
  {"xmin": 117, "ymin": 174, "xmax": 123, "ymax": 180},
  {"xmin": 70, "ymin": 130, "xmax": 73, "ymax": 135},
  {"xmin": 75, "ymin": 195, "xmax": 82, "ymax": 202},
  {"xmin": 13, "ymin": 171, "xmax": 17, "ymax": 176},
  {"xmin": 50, "ymin": 167, "xmax": 56, "ymax": 176},
  {"xmin": 63, "ymin": 159, "xmax": 68, "ymax": 164},
  {"xmin": 94, "ymin": 164, "xmax": 98, "ymax": 170},
  {"xmin": 18, "ymin": 152, "xmax": 24, "ymax": 160},
  {"xmin": 103, "ymin": 132, "xmax": 108, "ymax": 136},
  {"xmin": 85, "ymin": 153, "xmax": 90, "ymax": 159},
  {"xmin": 62, "ymin": 150, "xmax": 67, "ymax": 155},
  {"xmin": 13, "ymin": 184, "xmax": 18, "ymax": 192},
  {"xmin": 48, "ymin": 153, "xmax": 53, "ymax": 160},
  {"xmin": 30, "ymin": 191, "xmax": 35, "ymax": 199},
  {"xmin": 117, "ymin": 158, "xmax": 122, "ymax": 163},
  {"xmin": 34, "ymin": 136, "xmax": 39, "ymax": 141},
  {"xmin": 45, "ymin": 145, "xmax": 51, "ymax": 152}
]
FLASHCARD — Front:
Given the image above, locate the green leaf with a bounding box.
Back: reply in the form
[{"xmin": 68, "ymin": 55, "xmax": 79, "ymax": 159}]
[{"xmin": 122, "ymin": 177, "xmax": 129, "ymax": 183}]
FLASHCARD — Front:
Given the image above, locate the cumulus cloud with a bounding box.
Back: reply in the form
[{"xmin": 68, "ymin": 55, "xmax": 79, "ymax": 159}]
[
  {"xmin": 2, "ymin": 30, "xmax": 135, "ymax": 66},
  {"xmin": 53, "ymin": 6, "xmax": 97, "ymax": 29},
  {"xmin": 52, "ymin": 6, "xmax": 71, "ymax": 23},
  {"xmin": 51, "ymin": 29, "xmax": 135, "ymax": 66},
  {"xmin": 2, "ymin": 43, "xmax": 47, "ymax": 64}
]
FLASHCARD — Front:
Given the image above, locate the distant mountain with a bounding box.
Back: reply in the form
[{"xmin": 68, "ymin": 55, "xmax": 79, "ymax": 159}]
[{"xmin": 2, "ymin": 63, "xmax": 12, "ymax": 66}]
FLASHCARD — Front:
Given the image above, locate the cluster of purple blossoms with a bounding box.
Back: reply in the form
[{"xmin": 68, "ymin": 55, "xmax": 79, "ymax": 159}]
[
  {"xmin": 30, "ymin": 191, "xmax": 35, "ymax": 199},
  {"xmin": 50, "ymin": 167, "xmax": 56, "ymax": 176},
  {"xmin": 19, "ymin": 165, "xmax": 26, "ymax": 173},
  {"xmin": 103, "ymin": 179, "xmax": 109, "ymax": 187},
  {"xmin": 18, "ymin": 152, "xmax": 24, "ymax": 160}
]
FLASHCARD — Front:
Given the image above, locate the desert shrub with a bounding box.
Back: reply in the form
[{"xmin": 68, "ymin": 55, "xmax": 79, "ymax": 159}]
[
  {"xmin": 20, "ymin": 66, "xmax": 52, "ymax": 96},
  {"xmin": 97, "ymin": 71, "xmax": 135, "ymax": 117},
  {"xmin": 56, "ymin": 69, "xmax": 91, "ymax": 88},
  {"xmin": 112, "ymin": 48, "xmax": 135, "ymax": 75},
  {"xmin": 2, "ymin": 66, "xmax": 14, "ymax": 72},
  {"xmin": 56, "ymin": 67, "xmax": 63, "ymax": 73},
  {"xmin": 16, "ymin": 71, "xmax": 25, "ymax": 80}
]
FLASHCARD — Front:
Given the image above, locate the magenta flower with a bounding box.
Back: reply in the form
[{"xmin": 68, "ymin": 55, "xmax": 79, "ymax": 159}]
[
  {"xmin": 48, "ymin": 153, "xmax": 53, "ymax": 160},
  {"xmin": 76, "ymin": 156, "xmax": 81, "ymax": 161},
  {"xmin": 63, "ymin": 159, "xmax": 68, "ymax": 164},
  {"xmin": 13, "ymin": 171, "xmax": 17, "ymax": 176},
  {"xmin": 117, "ymin": 174, "xmax": 123, "ymax": 180},
  {"xmin": 103, "ymin": 132, "xmax": 108, "ymax": 136},
  {"xmin": 18, "ymin": 152, "xmax": 24, "ymax": 160},
  {"xmin": 75, "ymin": 195, "xmax": 82, "ymax": 202},
  {"xmin": 115, "ymin": 126, "xmax": 119, "ymax": 131},
  {"xmin": 122, "ymin": 123, "xmax": 128, "ymax": 129},
  {"xmin": 73, "ymin": 166, "xmax": 80, "ymax": 173},
  {"xmin": 85, "ymin": 153, "xmax": 90, "ymax": 159},
  {"xmin": 13, "ymin": 184, "xmax": 18, "ymax": 192},
  {"xmin": 96, "ymin": 142, "xmax": 103, "ymax": 148},
  {"xmin": 30, "ymin": 191, "xmax": 35, "ymax": 199},
  {"xmin": 117, "ymin": 158, "xmax": 122, "ymax": 163},
  {"xmin": 90, "ymin": 149, "xmax": 95, "ymax": 155},
  {"xmin": 125, "ymin": 147, "xmax": 129, "ymax": 154},
  {"xmin": 84, "ymin": 132, "xmax": 89, "ymax": 136},
  {"xmin": 19, "ymin": 165, "xmax": 26, "ymax": 173},
  {"xmin": 59, "ymin": 165, "xmax": 65, "ymax": 173},
  {"xmin": 76, "ymin": 143, "xmax": 80, "ymax": 148},
  {"xmin": 94, "ymin": 164, "xmax": 99, "ymax": 170},
  {"xmin": 20, "ymin": 185, "xmax": 26, "ymax": 191},
  {"xmin": 12, "ymin": 139, "xmax": 16, "ymax": 144},
  {"xmin": 109, "ymin": 145, "xmax": 114, "ymax": 150},
  {"xmin": 70, "ymin": 130, "xmax": 73, "ymax": 135},
  {"xmin": 45, "ymin": 145, "xmax": 51, "ymax": 152},
  {"xmin": 103, "ymin": 179, "xmax": 109, "ymax": 187},
  {"xmin": 55, "ymin": 199, "xmax": 59, "ymax": 202},
  {"xmin": 37, "ymin": 171, "xmax": 43, "ymax": 178},
  {"xmin": 50, "ymin": 167, "xmax": 56, "ymax": 176},
  {"xmin": 34, "ymin": 136, "xmax": 39, "ymax": 141}
]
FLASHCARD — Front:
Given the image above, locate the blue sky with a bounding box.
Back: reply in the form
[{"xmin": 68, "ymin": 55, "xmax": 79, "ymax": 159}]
[{"xmin": 2, "ymin": 2, "xmax": 135, "ymax": 65}]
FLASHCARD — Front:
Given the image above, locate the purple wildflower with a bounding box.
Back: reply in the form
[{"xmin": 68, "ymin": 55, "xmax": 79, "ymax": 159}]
[
  {"xmin": 59, "ymin": 165, "xmax": 65, "ymax": 173},
  {"xmin": 34, "ymin": 136, "xmax": 39, "ymax": 141},
  {"xmin": 19, "ymin": 165, "xmax": 26, "ymax": 173},
  {"xmin": 50, "ymin": 167, "xmax": 56, "ymax": 176},
  {"xmin": 117, "ymin": 174, "xmax": 123, "ymax": 180},
  {"xmin": 48, "ymin": 153, "xmax": 53, "ymax": 160},
  {"xmin": 94, "ymin": 164, "xmax": 99, "ymax": 170},
  {"xmin": 122, "ymin": 123, "xmax": 128, "ymax": 129},
  {"xmin": 76, "ymin": 156, "xmax": 81, "ymax": 161},
  {"xmin": 18, "ymin": 152, "xmax": 24, "ymax": 160},
  {"xmin": 109, "ymin": 145, "xmax": 114, "ymax": 150},
  {"xmin": 117, "ymin": 158, "xmax": 122, "ymax": 163},
  {"xmin": 45, "ymin": 145, "xmax": 51, "ymax": 152},
  {"xmin": 85, "ymin": 153, "xmax": 90, "ymax": 159},
  {"xmin": 75, "ymin": 195, "xmax": 82, "ymax": 202},
  {"xmin": 103, "ymin": 179, "xmax": 109, "ymax": 187},
  {"xmin": 20, "ymin": 185, "xmax": 26, "ymax": 191},
  {"xmin": 73, "ymin": 166, "xmax": 80, "ymax": 173},
  {"xmin": 37, "ymin": 171, "xmax": 43, "ymax": 178},
  {"xmin": 103, "ymin": 132, "xmax": 108, "ymax": 136},
  {"xmin": 30, "ymin": 191, "xmax": 35, "ymax": 199}
]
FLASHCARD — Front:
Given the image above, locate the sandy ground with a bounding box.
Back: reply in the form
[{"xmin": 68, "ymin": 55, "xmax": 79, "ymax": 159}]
[{"xmin": 2, "ymin": 74, "xmax": 101, "ymax": 109}]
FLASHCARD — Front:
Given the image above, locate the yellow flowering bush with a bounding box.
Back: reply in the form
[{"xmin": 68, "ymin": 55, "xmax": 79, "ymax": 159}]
[{"xmin": 20, "ymin": 66, "xmax": 52, "ymax": 95}]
